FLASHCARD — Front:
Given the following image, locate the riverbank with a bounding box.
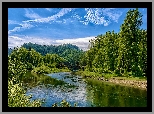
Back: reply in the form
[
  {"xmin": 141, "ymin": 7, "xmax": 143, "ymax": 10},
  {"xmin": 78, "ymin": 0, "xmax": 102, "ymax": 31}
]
[
  {"xmin": 73, "ymin": 71, "xmax": 147, "ymax": 90},
  {"xmin": 31, "ymin": 65, "xmax": 71, "ymax": 75}
]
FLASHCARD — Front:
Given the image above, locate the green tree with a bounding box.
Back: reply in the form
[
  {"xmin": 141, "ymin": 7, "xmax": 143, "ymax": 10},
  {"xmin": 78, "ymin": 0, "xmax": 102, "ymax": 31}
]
[{"xmin": 117, "ymin": 8, "xmax": 144, "ymax": 77}]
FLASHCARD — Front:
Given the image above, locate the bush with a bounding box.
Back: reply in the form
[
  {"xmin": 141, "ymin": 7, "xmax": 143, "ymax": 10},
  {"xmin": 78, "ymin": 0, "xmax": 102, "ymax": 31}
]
[
  {"xmin": 103, "ymin": 73, "xmax": 116, "ymax": 79},
  {"xmin": 47, "ymin": 63, "xmax": 57, "ymax": 68},
  {"xmin": 8, "ymin": 56, "xmax": 27, "ymax": 81},
  {"xmin": 26, "ymin": 62, "xmax": 34, "ymax": 70},
  {"xmin": 59, "ymin": 67, "xmax": 70, "ymax": 72},
  {"xmin": 32, "ymin": 65, "xmax": 51, "ymax": 74},
  {"xmin": 8, "ymin": 77, "xmax": 42, "ymax": 107},
  {"xmin": 52, "ymin": 99, "xmax": 77, "ymax": 107}
]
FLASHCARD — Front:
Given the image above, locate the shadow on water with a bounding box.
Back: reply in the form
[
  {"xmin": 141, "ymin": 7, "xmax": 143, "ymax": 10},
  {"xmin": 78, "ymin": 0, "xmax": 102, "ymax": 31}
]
[
  {"xmin": 85, "ymin": 78, "xmax": 147, "ymax": 107},
  {"xmin": 21, "ymin": 72, "xmax": 147, "ymax": 107},
  {"xmin": 21, "ymin": 72, "xmax": 69, "ymax": 86}
]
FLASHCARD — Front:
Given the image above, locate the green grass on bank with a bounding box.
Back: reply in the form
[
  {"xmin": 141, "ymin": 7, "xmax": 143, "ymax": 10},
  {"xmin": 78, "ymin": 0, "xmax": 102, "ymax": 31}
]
[
  {"xmin": 74, "ymin": 70, "xmax": 147, "ymax": 81},
  {"xmin": 74, "ymin": 71, "xmax": 102, "ymax": 78},
  {"xmin": 74, "ymin": 70, "xmax": 117, "ymax": 79},
  {"xmin": 31, "ymin": 65, "xmax": 70, "ymax": 74}
]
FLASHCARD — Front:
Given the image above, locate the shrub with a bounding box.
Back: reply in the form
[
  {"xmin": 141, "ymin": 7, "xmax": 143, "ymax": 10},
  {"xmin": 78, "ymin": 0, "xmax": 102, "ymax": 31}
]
[
  {"xmin": 32, "ymin": 65, "xmax": 51, "ymax": 74},
  {"xmin": 52, "ymin": 99, "xmax": 77, "ymax": 107},
  {"xmin": 8, "ymin": 77, "xmax": 42, "ymax": 107}
]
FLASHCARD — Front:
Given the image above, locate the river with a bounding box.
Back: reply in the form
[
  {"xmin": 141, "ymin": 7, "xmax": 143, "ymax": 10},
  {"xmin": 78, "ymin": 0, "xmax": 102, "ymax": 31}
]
[{"xmin": 22, "ymin": 72, "xmax": 147, "ymax": 107}]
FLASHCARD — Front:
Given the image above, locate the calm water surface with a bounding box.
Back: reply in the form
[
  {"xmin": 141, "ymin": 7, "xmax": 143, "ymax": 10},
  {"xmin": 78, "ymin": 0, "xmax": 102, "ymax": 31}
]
[{"xmin": 22, "ymin": 72, "xmax": 147, "ymax": 107}]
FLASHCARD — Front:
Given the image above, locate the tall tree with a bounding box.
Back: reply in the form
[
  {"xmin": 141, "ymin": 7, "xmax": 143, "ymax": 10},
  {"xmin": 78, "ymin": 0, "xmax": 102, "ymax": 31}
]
[{"xmin": 117, "ymin": 8, "xmax": 144, "ymax": 76}]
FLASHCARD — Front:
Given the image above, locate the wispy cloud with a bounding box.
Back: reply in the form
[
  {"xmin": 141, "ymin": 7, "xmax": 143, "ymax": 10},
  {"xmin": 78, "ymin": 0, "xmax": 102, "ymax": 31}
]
[
  {"xmin": 8, "ymin": 35, "xmax": 95, "ymax": 51},
  {"xmin": 8, "ymin": 22, "xmax": 34, "ymax": 34},
  {"xmin": 9, "ymin": 8, "xmax": 74, "ymax": 35},
  {"xmin": 72, "ymin": 14, "xmax": 82, "ymax": 20},
  {"xmin": 8, "ymin": 20, "xmax": 19, "ymax": 25},
  {"xmin": 24, "ymin": 8, "xmax": 42, "ymax": 19},
  {"xmin": 23, "ymin": 8, "xmax": 74, "ymax": 23},
  {"xmin": 45, "ymin": 8, "xmax": 52, "ymax": 12},
  {"xmin": 84, "ymin": 8, "xmax": 109, "ymax": 26},
  {"xmin": 22, "ymin": 8, "xmax": 123, "ymax": 26},
  {"xmin": 9, "ymin": 8, "xmax": 123, "ymax": 36},
  {"xmin": 101, "ymin": 8, "xmax": 123, "ymax": 23},
  {"xmin": 82, "ymin": 8, "xmax": 122, "ymax": 26}
]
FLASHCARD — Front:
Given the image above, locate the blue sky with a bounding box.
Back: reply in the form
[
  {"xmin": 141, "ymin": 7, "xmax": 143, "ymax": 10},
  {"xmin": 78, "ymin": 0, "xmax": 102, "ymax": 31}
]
[{"xmin": 8, "ymin": 8, "xmax": 147, "ymax": 51}]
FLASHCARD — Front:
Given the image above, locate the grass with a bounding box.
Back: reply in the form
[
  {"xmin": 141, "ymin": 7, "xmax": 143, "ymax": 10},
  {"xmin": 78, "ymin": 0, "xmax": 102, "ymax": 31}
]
[
  {"xmin": 74, "ymin": 71, "xmax": 102, "ymax": 78},
  {"xmin": 31, "ymin": 65, "xmax": 71, "ymax": 75},
  {"xmin": 74, "ymin": 70, "xmax": 147, "ymax": 81}
]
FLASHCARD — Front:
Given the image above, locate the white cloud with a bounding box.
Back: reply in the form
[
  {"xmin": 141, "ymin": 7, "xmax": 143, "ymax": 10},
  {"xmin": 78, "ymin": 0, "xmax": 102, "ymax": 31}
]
[
  {"xmin": 83, "ymin": 8, "xmax": 108, "ymax": 26},
  {"xmin": 8, "ymin": 36, "xmax": 25, "ymax": 48},
  {"xmin": 9, "ymin": 8, "xmax": 74, "ymax": 35},
  {"xmin": 8, "ymin": 23, "xmax": 34, "ymax": 34},
  {"xmin": 83, "ymin": 8, "xmax": 123, "ymax": 26},
  {"xmin": 72, "ymin": 14, "xmax": 82, "ymax": 20},
  {"xmin": 102, "ymin": 8, "xmax": 123, "ymax": 23},
  {"xmin": 55, "ymin": 37, "xmax": 95, "ymax": 50},
  {"xmin": 23, "ymin": 8, "xmax": 122, "ymax": 26},
  {"xmin": 8, "ymin": 20, "xmax": 19, "ymax": 25},
  {"xmin": 8, "ymin": 35, "xmax": 55, "ymax": 49},
  {"xmin": 25, "ymin": 8, "xmax": 42, "ymax": 19},
  {"xmin": 8, "ymin": 35, "xmax": 95, "ymax": 51},
  {"xmin": 45, "ymin": 8, "xmax": 52, "ymax": 12},
  {"xmin": 23, "ymin": 8, "xmax": 74, "ymax": 23}
]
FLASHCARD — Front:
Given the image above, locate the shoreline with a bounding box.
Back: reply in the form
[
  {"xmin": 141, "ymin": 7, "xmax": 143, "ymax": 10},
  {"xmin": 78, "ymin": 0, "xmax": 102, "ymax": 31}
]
[
  {"xmin": 73, "ymin": 71, "xmax": 147, "ymax": 91},
  {"xmin": 88, "ymin": 76, "xmax": 147, "ymax": 90}
]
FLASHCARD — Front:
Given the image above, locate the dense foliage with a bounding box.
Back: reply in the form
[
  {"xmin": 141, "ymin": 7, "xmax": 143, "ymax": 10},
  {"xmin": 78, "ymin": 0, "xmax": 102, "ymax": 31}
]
[
  {"xmin": 8, "ymin": 53, "xmax": 43, "ymax": 107},
  {"xmin": 8, "ymin": 78, "xmax": 42, "ymax": 107},
  {"xmin": 79, "ymin": 8, "xmax": 147, "ymax": 78},
  {"xmin": 9, "ymin": 47, "xmax": 70, "ymax": 73}
]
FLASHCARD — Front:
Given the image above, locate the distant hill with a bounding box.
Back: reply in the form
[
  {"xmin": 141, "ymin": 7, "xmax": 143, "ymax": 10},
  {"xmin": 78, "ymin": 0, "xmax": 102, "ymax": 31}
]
[{"xmin": 21, "ymin": 42, "xmax": 83, "ymax": 56}]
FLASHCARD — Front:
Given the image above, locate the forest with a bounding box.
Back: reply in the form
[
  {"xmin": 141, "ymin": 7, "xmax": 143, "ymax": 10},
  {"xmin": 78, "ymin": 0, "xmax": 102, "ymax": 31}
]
[{"xmin": 8, "ymin": 8, "xmax": 147, "ymax": 107}]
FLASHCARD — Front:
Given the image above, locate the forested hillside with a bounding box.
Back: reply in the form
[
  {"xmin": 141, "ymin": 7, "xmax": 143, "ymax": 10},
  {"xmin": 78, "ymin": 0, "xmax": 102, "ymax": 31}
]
[{"xmin": 21, "ymin": 43, "xmax": 82, "ymax": 55}]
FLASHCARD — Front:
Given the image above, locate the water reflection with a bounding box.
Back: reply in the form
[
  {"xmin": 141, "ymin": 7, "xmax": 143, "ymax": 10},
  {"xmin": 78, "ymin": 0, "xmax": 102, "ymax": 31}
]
[
  {"xmin": 85, "ymin": 78, "xmax": 147, "ymax": 107},
  {"xmin": 22, "ymin": 72, "xmax": 147, "ymax": 107}
]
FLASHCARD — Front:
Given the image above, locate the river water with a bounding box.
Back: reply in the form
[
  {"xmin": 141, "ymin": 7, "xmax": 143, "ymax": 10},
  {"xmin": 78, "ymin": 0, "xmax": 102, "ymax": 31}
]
[{"xmin": 22, "ymin": 72, "xmax": 147, "ymax": 107}]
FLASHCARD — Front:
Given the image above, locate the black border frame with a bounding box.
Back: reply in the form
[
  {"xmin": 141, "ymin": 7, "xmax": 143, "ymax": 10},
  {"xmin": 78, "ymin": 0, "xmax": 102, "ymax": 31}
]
[{"xmin": 3, "ymin": 2, "xmax": 152, "ymax": 112}]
